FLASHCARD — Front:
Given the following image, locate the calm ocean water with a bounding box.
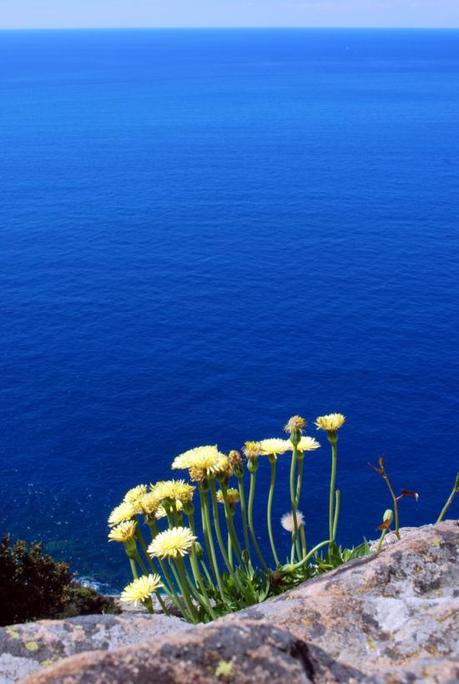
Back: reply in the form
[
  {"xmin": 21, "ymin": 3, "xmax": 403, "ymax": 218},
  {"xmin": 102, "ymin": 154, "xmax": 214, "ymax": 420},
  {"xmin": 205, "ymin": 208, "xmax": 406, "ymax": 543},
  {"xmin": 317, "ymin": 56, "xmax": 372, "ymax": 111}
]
[{"xmin": 1, "ymin": 29, "xmax": 458, "ymax": 589}]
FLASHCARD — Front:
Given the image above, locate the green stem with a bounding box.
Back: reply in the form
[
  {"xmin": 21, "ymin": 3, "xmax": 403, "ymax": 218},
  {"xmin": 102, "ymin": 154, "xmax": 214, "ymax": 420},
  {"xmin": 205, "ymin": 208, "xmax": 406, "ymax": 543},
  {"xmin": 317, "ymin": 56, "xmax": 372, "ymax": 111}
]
[
  {"xmin": 295, "ymin": 454, "xmax": 305, "ymax": 504},
  {"xmin": 186, "ymin": 507, "xmax": 214, "ymax": 585},
  {"xmin": 198, "ymin": 486, "xmax": 220, "ymax": 586},
  {"xmin": 190, "ymin": 547, "xmax": 217, "ymax": 620},
  {"xmin": 209, "ymin": 479, "xmax": 232, "ymax": 571},
  {"xmin": 136, "ymin": 527, "xmax": 155, "ymax": 569},
  {"xmin": 200, "ymin": 485, "xmax": 225, "ymax": 597},
  {"xmin": 247, "ymin": 462, "xmax": 268, "ymax": 569},
  {"xmin": 156, "ymin": 591, "xmax": 170, "ymax": 616},
  {"xmin": 228, "ymin": 531, "xmax": 233, "ymax": 567},
  {"xmin": 300, "ymin": 525, "xmax": 307, "ymax": 558},
  {"xmin": 284, "ymin": 539, "xmax": 331, "ymax": 573},
  {"xmin": 220, "ymin": 481, "xmax": 243, "ymax": 563},
  {"xmin": 328, "ymin": 434, "xmax": 338, "ymax": 545},
  {"xmin": 332, "ymin": 489, "xmax": 341, "ymax": 543},
  {"xmin": 143, "ymin": 596, "xmax": 154, "ymax": 614},
  {"xmin": 172, "ymin": 558, "xmax": 199, "ymax": 623},
  {"xmin": 375, "ymin": 528, "xmax": 387, "ymax": 553},
  {"xmin": 237, "ymin": 474, "xmax": 251, "ymax": 562},
  {"xmin": 134, "ymin": 551, "xmax": 148, "ymax": 576},
  {"xmin": 436, "ymin": 473, "xmax": 459, "ymax": 523},
  {"xmin": 267, "ymin": 455, "xmax": 280, "ymax": 566},
  {"xmin": 128, "ymin": 556, "xmax": 138, "ymax": 580},
  {"xmin": 146, "ymin": 520, "xmax": 182, "ymax": 606},
  {"xmin": 289, "ymin": 442, "xmax": 301, "ymax": 563}
]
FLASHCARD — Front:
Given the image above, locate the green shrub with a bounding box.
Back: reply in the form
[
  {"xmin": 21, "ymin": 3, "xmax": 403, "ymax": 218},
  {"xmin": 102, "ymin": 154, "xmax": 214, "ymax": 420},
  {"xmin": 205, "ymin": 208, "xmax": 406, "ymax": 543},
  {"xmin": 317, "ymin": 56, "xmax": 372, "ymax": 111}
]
[{"xmin": 0, "ymin": 536, "xmax": 119, "ymax": 626}]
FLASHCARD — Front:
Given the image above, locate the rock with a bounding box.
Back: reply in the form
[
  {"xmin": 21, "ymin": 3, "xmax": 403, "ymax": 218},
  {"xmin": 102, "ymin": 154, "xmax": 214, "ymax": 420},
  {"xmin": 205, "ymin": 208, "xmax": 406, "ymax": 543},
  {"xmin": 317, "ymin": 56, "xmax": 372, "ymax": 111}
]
[
  {"xmin": 235, "ymin": 520, "xmax": 459, "ymax": 680},
  {"xmin": 16, "ymin": 619, "xmax": 363, "ymax": 684},
  {"xmin": 0, "ymin": 613, "xmax": 190, "ymax": 684},
  {"xmin": 14, "ymin": 521, "xmax": 459, "ymax": 683}
]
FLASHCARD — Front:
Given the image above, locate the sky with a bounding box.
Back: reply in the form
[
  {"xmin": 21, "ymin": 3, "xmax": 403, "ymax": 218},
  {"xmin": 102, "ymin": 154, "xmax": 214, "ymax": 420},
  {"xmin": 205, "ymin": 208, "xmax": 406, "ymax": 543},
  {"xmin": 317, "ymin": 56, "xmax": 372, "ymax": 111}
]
[{"xmin": 0, "ymin": 0, "xmax": 459, "ymax": 29}]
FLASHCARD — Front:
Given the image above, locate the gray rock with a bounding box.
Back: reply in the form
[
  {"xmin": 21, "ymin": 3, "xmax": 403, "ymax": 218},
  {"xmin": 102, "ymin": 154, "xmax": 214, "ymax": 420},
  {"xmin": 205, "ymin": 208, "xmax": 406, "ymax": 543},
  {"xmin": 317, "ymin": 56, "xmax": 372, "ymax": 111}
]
[
  {"xmin": 6, "ymin": 521, "xmax": 459, "ymax": 684},
  {"xmin": 0, "ymin": 613, "xmax": 190, "ymax": 684}
]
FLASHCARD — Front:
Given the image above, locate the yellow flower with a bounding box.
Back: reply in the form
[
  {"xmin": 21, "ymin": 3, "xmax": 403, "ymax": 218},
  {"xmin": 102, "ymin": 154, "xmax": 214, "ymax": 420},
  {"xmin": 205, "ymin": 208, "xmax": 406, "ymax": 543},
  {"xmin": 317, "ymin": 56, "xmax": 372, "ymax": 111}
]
[
  {"xmin": 108, "ymin": 501, "xmax": 138, "ymax": 527},
  {"xmin": 288, "ymin": 436, "xmax": 321, "ymax": 453},
  {"xmin": 172, "ymin": 445, "xmax": 220, "ymax": 470},
  {"xmin": 284, "ymin": 415, "xmax": 306, "ymax": 434},
  {"xmin": 173, "ymin": 446, "xmax": 229, "ymax": 481},
  {"xmin": 120, "ymin": 574, "xmax": 163, "ymax": 605},
  {"xmin": 281, "ymin": 511, "xmax": 305, "ymax": 532},
  {"xmin": 315, "ymin": 413, "xmax": 346, "ymax": 433},
  {"xmin": 259, "ymin": 438, "xmax": 290, "ymax": 456},
  {"xmin": 155, "ymin": 500, "xmax": 184, "ymax": 519},
  {"xmin": 138, "ymin": 491, "xmax": 161, "ymax": 516},
  {"xmin": 148, "ymin": 526, "xmax": 196, "ymax": 559},
  {"xmin": 151, "ymin": 480, "xmax": 195, "ymax": 504},
  {"xmin": 216, "ymin": 488, "xmax": 240, "ymax": 505},
  {"xmin": 123, "ymin": 484, "xmax": 148, "ymax": 504},
  {"xmin": 243, "ymin": 441, "xmax": 262, "ymax": 459},
  {"xmin": 108, "ymin": 520, "xmax": 137, "ymax": 543}
]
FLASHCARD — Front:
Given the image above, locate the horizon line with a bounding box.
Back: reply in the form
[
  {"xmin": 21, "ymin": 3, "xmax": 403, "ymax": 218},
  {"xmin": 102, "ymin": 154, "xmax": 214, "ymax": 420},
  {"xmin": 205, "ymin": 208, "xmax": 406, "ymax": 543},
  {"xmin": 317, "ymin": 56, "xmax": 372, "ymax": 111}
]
[{"xmin": 1, "ymin": 25, "xmax": 459, "ymax": 32}]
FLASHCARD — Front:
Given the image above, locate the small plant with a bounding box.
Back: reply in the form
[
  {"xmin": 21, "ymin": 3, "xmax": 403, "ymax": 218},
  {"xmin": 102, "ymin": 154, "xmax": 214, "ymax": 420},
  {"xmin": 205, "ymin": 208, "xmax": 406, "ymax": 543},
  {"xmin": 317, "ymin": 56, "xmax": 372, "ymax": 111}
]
[
  {"xmin": 107, "ymin": 415, "xmax": 457, "ymax": 623},
  {"xmin": 108, "ymin": 413, "xmax": 358, "ymax": 623},
  {"xmin": 0, "ymin": 536, "xmax": 119, "ymax": 626},
  {"xmin": 369, "ymin": 456, "xmax": 419, "ymax": 539}
]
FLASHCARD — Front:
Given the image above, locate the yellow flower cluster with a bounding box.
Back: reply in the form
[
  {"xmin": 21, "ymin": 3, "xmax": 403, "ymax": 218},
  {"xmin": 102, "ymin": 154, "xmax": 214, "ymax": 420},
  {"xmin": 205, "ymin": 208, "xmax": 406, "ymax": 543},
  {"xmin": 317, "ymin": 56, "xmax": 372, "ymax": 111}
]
[
  {"xmin": 152, "ymin": 479, "xmax": 195, "ymax": 504},
  {"xmin": 108, "ymin": 478, "xmax": 197, "ymax": 527}
]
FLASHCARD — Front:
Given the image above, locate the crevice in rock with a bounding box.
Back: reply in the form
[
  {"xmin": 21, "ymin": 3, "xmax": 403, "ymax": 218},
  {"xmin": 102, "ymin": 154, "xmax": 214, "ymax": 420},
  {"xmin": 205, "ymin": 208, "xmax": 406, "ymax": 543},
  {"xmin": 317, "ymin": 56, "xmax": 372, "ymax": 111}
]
[{"xmin": 289, "ymin": 638, "xmax": 316, "ymax": 682}]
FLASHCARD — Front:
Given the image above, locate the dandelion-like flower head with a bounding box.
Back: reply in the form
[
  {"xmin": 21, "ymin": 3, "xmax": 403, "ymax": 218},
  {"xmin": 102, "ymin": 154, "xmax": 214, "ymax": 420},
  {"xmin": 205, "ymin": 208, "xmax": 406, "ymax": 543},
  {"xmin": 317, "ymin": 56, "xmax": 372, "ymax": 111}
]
[
  {"xmin": 123, "ymin": 484, "xmax": 148, "ymax": 504},
  {"xmin": 284, "ymin": 415, "xmax": 306, "ymax": 434},
  {"xmin": 172, "ymin": 445, "xmax": 219, "ymax": 470},
  {"xmin": 172, "ymin": 445, "xmax": 228, "ymax": 480},
  {"xmin": 120, "ymin": 574, "xmax": 163, "ymax": 605},
  {"xmin": 281, "ymin": 510, "xmax": 305, "ymax": 532},
  {"xmin": 151, "ymin": 479, "xmax": 195, "ymax": 504},
  {"xmin": 138, "ymin": 491, "xmax": 162, "ymax": 516},
  {"xmin": 315, "ymin": 413, "xmax": 346, "ymax": 433},
  {"xmin": 288, "ymin": 436, "xmax": 321, "ymax": 453},
  {"xmin": 148, "ymin": 526, "xmax": 197, "ymax": 559},
  {"xmin": 259, "ymin": 438, "xmax": 290, "ymax": 456},
  {"xmin": 108, "ymin": 501, "xmax": 138, "ymax": 527},
  {"xmin": 243, "ymin": 441, "xmax": 262, "ymax": 459},
  {"xmin": 108, "ymin": 520, "xmax": 137, "ymax": 543}
]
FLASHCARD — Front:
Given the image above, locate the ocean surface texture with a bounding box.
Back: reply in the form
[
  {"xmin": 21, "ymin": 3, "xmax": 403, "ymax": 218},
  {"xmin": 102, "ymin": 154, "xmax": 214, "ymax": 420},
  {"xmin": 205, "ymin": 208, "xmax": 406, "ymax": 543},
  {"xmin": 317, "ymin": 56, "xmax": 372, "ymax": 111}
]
[{"xmin": 1, "ymin": 29, "xmax": 458, "ymax": 589}]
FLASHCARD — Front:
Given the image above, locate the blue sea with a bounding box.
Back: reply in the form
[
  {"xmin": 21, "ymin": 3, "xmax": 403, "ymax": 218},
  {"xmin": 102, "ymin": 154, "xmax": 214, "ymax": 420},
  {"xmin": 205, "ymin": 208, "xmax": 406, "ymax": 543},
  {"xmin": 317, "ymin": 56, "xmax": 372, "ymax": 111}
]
[{"xmin": 1, "ymin": 29, "xmax": 458, "ymax": 589}]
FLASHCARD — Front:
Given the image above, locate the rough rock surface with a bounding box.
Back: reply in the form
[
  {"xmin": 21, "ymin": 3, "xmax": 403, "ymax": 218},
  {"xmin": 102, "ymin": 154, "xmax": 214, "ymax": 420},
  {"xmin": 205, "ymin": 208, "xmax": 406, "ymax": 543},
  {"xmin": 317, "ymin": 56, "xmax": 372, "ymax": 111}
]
[
  {"xmin": 10, "ymin": 521, "xmax": 459, "ymax": 683},
  {"xmin": 0, "ymin": 613, "xmax": 190, "ymax": 684}
]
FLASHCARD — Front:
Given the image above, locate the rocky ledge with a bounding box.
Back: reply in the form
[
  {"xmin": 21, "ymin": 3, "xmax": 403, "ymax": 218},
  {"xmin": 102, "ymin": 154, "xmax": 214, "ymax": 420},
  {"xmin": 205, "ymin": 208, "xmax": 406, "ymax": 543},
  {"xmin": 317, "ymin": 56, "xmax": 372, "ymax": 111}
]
[{"xmin": 2, "ymin": 520, "xmax": 458, "ymax": 684}]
